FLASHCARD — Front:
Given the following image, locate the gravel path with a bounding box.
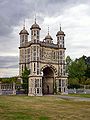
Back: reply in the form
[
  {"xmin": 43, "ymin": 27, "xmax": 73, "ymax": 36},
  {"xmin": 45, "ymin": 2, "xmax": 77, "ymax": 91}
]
[{"xmin": 58, "ymin": 95, "xmax": 90, "ymax": 101}]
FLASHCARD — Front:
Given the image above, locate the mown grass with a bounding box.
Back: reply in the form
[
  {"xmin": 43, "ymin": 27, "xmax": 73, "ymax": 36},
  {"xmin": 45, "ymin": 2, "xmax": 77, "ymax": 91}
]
[
  {"xmin": 0, "ymin": 95, "xmax": 90, "ymax": 120},
  {"xmin": 68, "ymin": 94, "xmax": 90, "ymax": 98}
]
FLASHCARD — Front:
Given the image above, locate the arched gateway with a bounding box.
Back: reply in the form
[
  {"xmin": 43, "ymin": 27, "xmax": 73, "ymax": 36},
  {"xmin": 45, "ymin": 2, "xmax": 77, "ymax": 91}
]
[
  {"xmin": 19, "ymin": 19, "xmax": 68, "ymax": 96},
  {"xmin": 41, "ymin": 65, "xmax": 57, "ymax": 95}
]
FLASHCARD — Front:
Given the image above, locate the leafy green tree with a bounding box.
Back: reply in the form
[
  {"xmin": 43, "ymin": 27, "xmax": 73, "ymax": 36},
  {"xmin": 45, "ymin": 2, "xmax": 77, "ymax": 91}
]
[
  {"xmin": 0, "ymin": 77, "xmax": 18, "ymax": 83},
  {"xmin": 67, "ymin": 55, "xmax": 88, "ymax": 88},
  {"xmin": 68, "ymin": 61, "xmax": 78, "ymax": 78},
  {"xmin": 85, "ymin": 78, "xmax": 90, "ymax": 85},
  {"xmin": 76, "ymin": 56, "xmax": 87, "ymax": 82},
  {"xmin": 66, "ymin": 56, "xmax": 72, "ymax": 73},
  {"xmin": 68, "ymin": 78, "xmax": 80, "ymax": 89},
  {"xmin": 85, "ymin": 65, "xmax": 90, "ymax": 78},
  {"xmin": 66, "ymin": 56, "xmax": 72, "ymax": 65},
  {"xmin": 22, "ymin": 67, "xmax": 30, "ymax": 94}
]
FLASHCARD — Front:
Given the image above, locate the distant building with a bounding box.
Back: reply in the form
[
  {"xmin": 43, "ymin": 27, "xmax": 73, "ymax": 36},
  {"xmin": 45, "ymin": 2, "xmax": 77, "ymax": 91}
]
[{"xmin": 19, "ymin": 19, "xmax": 68, "ymax": 96}]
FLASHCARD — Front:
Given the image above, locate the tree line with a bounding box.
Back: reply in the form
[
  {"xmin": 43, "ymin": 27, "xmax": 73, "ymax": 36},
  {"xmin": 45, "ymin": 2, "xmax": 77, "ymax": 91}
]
[{"xmin": 66, "ymin": 55, "xmax": 90, "ymax": 88}]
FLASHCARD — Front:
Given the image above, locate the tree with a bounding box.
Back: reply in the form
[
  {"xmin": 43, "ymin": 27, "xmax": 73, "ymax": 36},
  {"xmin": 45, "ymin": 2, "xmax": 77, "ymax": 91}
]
[
  {"xmin": 85, "ymin": 78, "xmax": 90, "ymax": 85},
  {"xmin": 66, "ymin": 56, "xmax": 72, "ymax": 73},
  {"xmin": 0, "ymin": 77, "xmax": 18, "ymax": 83},
  {"xmin": 22, "ymin": 67, "xmax": 30, "ymax": 94},
  {"xmin": 67, "ymin": 55, "xmax": 88, "ymax": 88},
  {"xmin": 68, "ymin": 78, "xmax": 80, "ymax": 89},
  {"xmin": 75, "ymin": 56, "xmax": 87, "ymax": 83}
]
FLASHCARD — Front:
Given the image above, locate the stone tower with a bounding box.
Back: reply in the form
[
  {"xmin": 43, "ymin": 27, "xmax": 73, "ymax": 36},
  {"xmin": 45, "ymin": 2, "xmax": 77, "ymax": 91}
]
[{"xmin": 19, "ymin": 20, "xmax": 68, "ymax": 96}]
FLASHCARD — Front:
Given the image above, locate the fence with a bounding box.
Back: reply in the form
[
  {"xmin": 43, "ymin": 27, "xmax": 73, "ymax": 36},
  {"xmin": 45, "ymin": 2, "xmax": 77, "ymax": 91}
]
[
  {"xmin": 0, "ymin": 82, "xmax": 16, "ymax": 95},
  {"xmin": 68, "ymin": 88, "xmax": 90, "ymax": 94}
]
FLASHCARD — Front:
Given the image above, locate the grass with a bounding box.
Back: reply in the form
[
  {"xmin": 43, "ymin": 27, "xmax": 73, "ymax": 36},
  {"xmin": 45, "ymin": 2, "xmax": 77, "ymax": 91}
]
[
  {"xmin": 0, "ymin": 95, "xmax": 90, "ymax": 120},
  {"xmin": 68, "ymin": 94, "xmax": 90, "ymax": 98}
]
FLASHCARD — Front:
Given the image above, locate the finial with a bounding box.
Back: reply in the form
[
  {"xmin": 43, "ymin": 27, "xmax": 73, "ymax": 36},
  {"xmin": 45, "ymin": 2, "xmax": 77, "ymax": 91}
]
[
  {"xmin": 48, "ymin": 25, "xmax": 49, "ymax": 35},
  {"xmin": 34, "ymin": 3, "xmax": 37, "ymax": 24},
  {"xmin": 23, "ymin": 19, "xmax": 25, "ymax": 29},
  {"xmin": 35, "ymin": 13, "xmax": 36, "ymax": 24},
  {"xmin": 60, "ymin": 24, "xmax": 61, "ymax": 31}
]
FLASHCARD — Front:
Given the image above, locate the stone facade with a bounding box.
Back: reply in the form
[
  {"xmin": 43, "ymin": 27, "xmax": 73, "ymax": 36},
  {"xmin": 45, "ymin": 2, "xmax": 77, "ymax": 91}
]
[{"xmin": 19, "ymin": 20, "xmax": 68, "ymax": 96}]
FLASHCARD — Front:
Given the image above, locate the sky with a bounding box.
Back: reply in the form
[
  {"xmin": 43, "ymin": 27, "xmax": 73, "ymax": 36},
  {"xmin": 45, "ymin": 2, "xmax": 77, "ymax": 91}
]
[{"xmin": 0, "ymin": 0, "xmax": 90, "ymax": 77}]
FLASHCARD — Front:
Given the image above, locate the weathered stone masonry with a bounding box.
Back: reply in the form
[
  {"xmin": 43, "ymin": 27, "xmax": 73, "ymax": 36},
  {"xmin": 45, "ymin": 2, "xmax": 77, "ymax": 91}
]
[{"xmin": 19, "ymin": 19, "xmax": 68, "ymax": 96}]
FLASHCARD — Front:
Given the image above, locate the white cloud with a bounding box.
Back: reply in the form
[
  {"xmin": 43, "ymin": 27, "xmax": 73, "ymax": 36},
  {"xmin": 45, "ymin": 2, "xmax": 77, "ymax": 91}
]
[{"xmin": 0, "ymin": 68, "xmax": 19, "ymax": 78}]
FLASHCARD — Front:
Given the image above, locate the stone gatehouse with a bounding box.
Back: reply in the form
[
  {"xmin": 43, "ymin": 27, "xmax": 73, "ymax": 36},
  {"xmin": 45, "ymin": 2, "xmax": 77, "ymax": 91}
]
[{"xmin": 19, "ymin": 19, "xmax": 68, "ymax": 96}]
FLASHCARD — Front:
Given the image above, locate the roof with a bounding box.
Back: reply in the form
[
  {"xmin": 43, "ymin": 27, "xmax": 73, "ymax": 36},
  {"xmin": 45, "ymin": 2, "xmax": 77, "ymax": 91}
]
[
  {"xmin": 45, "ymin": 34, "xmax": 53, "ymax": 40},
  {"xmin": 30, "ymin": 21, "xmax": 41, "ymax": 30},
  {"xmin": 56, "ymin": 26, "xmax": 65, "ymax": 36},
  {"xmin": 19, "ymin": 27, "xmax": 29, "ymax": 35}
]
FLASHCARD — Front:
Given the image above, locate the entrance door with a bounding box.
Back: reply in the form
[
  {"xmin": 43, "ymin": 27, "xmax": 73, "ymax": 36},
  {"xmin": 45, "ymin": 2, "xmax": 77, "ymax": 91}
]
[{"xmin": 42, "ymin": 67, "xmax": 54, "ymax": 95}]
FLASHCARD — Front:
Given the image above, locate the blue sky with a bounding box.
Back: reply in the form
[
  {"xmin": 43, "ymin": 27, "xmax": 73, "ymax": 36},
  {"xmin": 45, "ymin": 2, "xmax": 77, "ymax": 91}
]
[{"xmin": 0, "ymin": 0, "xmax": 90, "ymax": 77}]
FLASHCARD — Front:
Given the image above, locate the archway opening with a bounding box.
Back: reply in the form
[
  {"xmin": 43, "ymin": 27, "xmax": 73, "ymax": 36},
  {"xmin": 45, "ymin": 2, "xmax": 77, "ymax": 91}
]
[{"xmin": 42, "ymin": 67, "xmax": 54, "ymax": 95}]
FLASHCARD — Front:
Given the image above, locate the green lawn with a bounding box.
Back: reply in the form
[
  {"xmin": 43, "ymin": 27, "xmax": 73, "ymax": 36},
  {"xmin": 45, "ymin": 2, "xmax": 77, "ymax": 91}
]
[
  {"xmin": 68, "ymin": 94, "xmax": 90, "ymax": 98},
  {"xmin": 0, "ymin": 95, "xmax": 90, "ymax": 120}
]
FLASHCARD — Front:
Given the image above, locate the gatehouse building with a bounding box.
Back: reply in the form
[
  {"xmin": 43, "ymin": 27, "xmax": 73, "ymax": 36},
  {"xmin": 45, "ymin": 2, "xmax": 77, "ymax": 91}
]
[{"xmin": 19, "ymin": 19, "xmax": 68, "ymax": 96}]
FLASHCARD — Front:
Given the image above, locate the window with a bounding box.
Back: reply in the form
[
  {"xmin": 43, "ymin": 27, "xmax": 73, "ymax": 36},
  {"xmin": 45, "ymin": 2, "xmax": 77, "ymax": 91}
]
[
  {"xmin": 37, "ymin": 57, "xmax": 39, "ymax": 61},
  {"xmin": 34, "ymin": 39, "xmax": 36, "ymax": 43},
  {"xmin": 33, "ymin": 57, "xmax": 36, "ymax": 61},
  {"xmin": 62, "ymin": 80, "xmax": 65, "ymax": 87},
  {"xmin": 31, "ymin": 31, "xmax": 33, "ymax": 35},
  {"xmin": 22, "ymin": 65, "xmax": 23, "ymax": 71},
  {"xmin": 59, "ymin": 79, "xmax": 61, "ymax": 86},
  {"xmin": 34, "ymin": 52, "xmax": 36, "ymax": 56},
  {"xmin": 64, "ymin": 87, "xmax": 65, "ymax": 92},
  {"xmin": 37, "ymin": 46, "xmax": 38, "ymax": 53},
  {"xmin": 60, "ymin": 51, "xmax": 62, "ymax": 55},
  {"xmin": 37, "ymin": 30, "xmax": 39, "ymax": 35},
  {"xmin": 40, "ymin": 79, "xmax": 42, "ymax": 87},
  {"xmin": 63, "ymin": 37, "xmax": 64, "ymax": 40},
  {"xmin": 60, "ymin": 56, "xmax": 62, "ymax": 59},
  {"xmin": 53, "ymin": 52, "xmax": 55, "ymax": 59},
  {"xmin": 61, "ymin": 68, "xmax": 62, "ymax": 75},
  {"xmin": 37, "ymin": 88, "xmax": 39, "ymax": 93},
  {"xmin": 28, "ymin": 48, "xmax": 30, "ymax": 54},
  {"xmin": 37, "ymin": 69, "xmax": 39, "ymax": 75},
  {"xmin": 25, "ymin": 35, "xmax": 27, "ymax": 41},
  {"xmin": 37, "ymin": 62, "xmax": 39, "ymax": 68},
  {"xmin": 34, "ymin": 31, "xmax": 36, "ymax": 36},
  {"xmin": 30, "ymin": 88, "xmax": 32, "ymax": 93},
  {"xmin": 30, "ymin": 69, "xmax": 31, "ymax": 74},
  {"xmin": 63, "ymin": 71, "xmax": 65, "ymax": 75},
  {"xmin": 37, "ymin": 36, "xmax": 39, "ymax": 39},
  {"xmin": 34, "ymin": 63, "xmax": 35, "ymax": 71},
  {"xmin": 34, "ymin": 46, "xmax": 36, "ymax": 51},
  {"xmin": 22, "ymin": 35, "xmax": 24, "ymax": 42},
  {"xmin": 35, "ymin": 79, "xmax": 39, "ymax": 87},
  {"xmin": 63, "ymin": 65, "xmax": 65, "ymax": 69},
  {"xmin": 60, "ymin": 45, "xmax": 62, "ymax": 48}
]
